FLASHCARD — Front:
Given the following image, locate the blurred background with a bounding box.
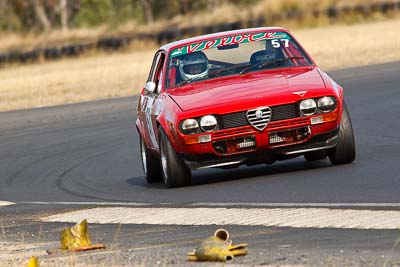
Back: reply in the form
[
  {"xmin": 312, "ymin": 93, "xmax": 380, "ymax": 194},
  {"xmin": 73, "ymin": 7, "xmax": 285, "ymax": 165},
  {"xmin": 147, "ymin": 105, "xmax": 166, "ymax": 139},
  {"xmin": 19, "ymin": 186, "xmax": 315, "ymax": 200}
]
[{"xmin": 1, "ymin": 0, "xmax": 400, "ymax": 111}]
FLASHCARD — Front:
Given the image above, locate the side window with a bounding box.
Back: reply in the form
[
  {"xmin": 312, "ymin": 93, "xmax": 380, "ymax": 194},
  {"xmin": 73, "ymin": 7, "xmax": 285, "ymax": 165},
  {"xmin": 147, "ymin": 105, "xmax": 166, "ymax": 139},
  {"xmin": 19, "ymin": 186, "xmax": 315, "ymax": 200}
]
[
  {"xmin": 148, "ymin": 52, "xmax": 166, "ymax": 93},
  {"xmin": 147, "ymin": 53, "xmax": 160, "ymax": 82}
]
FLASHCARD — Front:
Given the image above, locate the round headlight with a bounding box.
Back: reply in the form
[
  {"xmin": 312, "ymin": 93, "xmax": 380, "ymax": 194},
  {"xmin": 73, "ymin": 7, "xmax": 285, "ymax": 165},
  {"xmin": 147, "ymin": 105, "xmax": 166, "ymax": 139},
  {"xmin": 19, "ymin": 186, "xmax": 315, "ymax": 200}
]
[
  {"xmin": 200, "ymin": 115, "xmax": 217, "ymax": 132},
  {"xmin": 317, "ymin": 96, "xmax": 336, "ymax": 113},
  {"xmin": 299, "ymin": 99, "xmax": 317, "ymax": 116},
  {"xmin": 181, "ymin": 119, "xmax": 199, "ymax": 134}
]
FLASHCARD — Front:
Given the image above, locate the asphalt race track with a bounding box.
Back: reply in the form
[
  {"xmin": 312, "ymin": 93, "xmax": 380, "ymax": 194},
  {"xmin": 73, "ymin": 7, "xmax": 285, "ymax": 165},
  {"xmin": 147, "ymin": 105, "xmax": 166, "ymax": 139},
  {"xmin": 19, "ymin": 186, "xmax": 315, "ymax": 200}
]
[{"xmin": 1, "ymin": 62, "xmax": 400, "ymax": 266}]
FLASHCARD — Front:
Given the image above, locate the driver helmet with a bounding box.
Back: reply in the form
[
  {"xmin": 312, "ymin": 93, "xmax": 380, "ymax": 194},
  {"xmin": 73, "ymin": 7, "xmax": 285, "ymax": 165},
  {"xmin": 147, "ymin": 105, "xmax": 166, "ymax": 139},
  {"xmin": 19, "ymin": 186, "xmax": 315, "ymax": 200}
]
[{"xmin": 179, "ymin": 51, "xmax": 209, "ymax": 81}]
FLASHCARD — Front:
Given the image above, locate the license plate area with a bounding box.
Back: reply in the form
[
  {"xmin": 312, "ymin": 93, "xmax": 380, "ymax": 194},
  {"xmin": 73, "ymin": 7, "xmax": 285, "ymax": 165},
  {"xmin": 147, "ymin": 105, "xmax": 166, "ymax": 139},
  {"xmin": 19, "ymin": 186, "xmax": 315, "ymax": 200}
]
[
  {"xmin": 269, "ymin": 126, "xmax": 311, "ymax": 146},
  {"xmin": 213, "ymin": 135, "xmax": 256, "ymax": 155}
]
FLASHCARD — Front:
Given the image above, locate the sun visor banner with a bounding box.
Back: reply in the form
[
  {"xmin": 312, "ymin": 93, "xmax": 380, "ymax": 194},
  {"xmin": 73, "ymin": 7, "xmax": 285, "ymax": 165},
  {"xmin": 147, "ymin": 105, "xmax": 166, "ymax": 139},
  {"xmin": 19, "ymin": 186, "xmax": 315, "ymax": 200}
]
[{"xmin": 171, "ymin": 32, "xmax": 290, "ymax": 58}]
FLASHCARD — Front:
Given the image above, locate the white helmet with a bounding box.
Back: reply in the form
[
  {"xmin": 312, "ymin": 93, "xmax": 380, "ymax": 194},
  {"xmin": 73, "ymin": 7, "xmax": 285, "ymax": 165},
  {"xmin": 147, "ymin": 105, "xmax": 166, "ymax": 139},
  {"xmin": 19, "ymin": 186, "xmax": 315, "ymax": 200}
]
[{"xmin": 179, "ymin": 51, "xmax": 208, "ymax": 81}]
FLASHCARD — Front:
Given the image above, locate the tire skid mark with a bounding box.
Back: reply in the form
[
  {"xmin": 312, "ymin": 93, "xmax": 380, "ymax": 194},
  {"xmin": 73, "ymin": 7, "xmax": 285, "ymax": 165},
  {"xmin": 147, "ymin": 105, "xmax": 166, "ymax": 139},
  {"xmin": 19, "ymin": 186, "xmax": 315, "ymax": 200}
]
[
  {"xmin": 55, "ymin": 139, "xmax": 130, "ymax": 202},
  {"xmin": 5, "ymin": 148, "xmax": 75, "ymax": 187},
  {"xmin": 1, "ymin": 122, "xmax": 130, "ymax": 159},
  {"xmin": 4, "ymin": 128, "xmax": 130, "ymax": 186},
  {"xmin": 5, "ymin": 140, "xmax": 109, "ymax": 186}
]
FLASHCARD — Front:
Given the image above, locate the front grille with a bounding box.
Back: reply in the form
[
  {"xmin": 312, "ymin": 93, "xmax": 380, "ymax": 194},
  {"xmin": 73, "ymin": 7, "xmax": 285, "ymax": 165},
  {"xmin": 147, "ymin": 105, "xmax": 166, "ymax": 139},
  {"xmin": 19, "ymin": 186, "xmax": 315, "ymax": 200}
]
[
  {"xmin": 246, "ymin": 107, "xmax": 272, "ymax": 131},
  {"xmin": 218, "ymin": 111, "xmax": 247, "ymax": 129},
  {"xmin": 218, "ymin": 103, "xmax": 299, "ymax": 130},
  {"xmin": 271, "ymin": 104, "xmax": 299, "ymax": 121}
]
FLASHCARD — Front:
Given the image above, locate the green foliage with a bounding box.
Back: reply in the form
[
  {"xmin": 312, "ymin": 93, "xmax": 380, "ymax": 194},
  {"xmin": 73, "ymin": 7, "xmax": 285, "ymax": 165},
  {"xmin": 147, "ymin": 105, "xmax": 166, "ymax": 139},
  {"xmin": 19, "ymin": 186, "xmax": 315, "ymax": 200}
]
[
  {"xmin": 230, "ymin": 0, "xmax": 257, "ymax": 6},
  {"xmin": 0, "ymin": 10, "xmax": 22, "ymax": 32},
  {"xmin": 71, "ymin": 0, "xmax": 115, "ymax": 27},
  {"xmin": 0, "ymin": 0, "xmax": 33, "ymax": 32},
  {"xmin": 70, "ymin": 0, "xmax": 149, "ymax": 27},
  {"xmin": 0, "ymin": 0, "xmax": 394, "ymax": 33},
  {"xmin": 0, "ymin": 0, "xmax": 256, "ymax": 32}
]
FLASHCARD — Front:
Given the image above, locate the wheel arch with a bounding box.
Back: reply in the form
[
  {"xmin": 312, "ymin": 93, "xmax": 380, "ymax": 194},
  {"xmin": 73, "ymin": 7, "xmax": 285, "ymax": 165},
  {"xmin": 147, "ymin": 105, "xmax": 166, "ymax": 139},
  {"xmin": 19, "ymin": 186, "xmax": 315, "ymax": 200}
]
[{"xmin": 156, "ymin": 108, "xmax": 182, "ymax": 153}]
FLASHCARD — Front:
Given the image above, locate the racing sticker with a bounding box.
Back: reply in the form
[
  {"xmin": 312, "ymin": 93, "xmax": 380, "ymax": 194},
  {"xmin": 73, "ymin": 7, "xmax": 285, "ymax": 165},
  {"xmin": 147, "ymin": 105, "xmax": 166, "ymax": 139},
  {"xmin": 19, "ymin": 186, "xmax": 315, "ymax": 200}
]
[
  {"xmin": 145, "ymin": 97, "xmax": 158, "ymax": 148},
  {"xmin": 171, "ymin": 31, "xmax": 290, "ymax": 58}
]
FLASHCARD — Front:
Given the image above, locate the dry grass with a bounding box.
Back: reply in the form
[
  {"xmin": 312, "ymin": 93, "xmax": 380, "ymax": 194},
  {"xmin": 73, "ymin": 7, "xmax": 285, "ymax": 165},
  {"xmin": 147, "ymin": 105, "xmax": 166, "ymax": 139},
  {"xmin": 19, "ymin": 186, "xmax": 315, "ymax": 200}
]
[
  {"xmin": 0, "ymin": 242, "xmax": 49, "ymax": 265},
  {"xmin": 0, "ymin": 47, "xmax": 155, "ymax": 111},
  {"xmin": 1, "ymin": 19, "xmax": 400, "ymax": 112},
  {"xmin": 0, "ymin": 27, "xmax": 105, "ymax": 52},
  {"xmin": 0, "ymin": 241, "xmax": 144, "ymax": 267},
  {"xmin": 295, "ymin": 19, "xmax": 400, "ymax": 69}
]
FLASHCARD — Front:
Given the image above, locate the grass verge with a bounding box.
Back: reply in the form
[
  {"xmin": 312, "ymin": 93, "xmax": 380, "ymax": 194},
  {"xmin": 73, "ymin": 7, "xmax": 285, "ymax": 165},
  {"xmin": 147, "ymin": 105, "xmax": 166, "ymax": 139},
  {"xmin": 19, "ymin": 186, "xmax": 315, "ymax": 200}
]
[{"xmin": 1, "ymin": 19, "xmax": 400, "ymax": 112}]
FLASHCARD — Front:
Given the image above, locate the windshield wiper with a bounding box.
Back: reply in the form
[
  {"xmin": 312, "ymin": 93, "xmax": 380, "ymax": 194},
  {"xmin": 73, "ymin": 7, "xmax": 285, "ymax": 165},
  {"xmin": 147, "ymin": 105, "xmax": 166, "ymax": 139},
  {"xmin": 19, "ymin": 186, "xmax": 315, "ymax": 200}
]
[
  {"xmin": 208, "ymin": 62, "xmax": 252, "ymax": 78},
  {"xmin": 240, "ymin": 56, "xmax": 306, "ymax": 74},
  {"xmin": 177, "ymin": 74, "xmax": 208, "ymax": 87}
]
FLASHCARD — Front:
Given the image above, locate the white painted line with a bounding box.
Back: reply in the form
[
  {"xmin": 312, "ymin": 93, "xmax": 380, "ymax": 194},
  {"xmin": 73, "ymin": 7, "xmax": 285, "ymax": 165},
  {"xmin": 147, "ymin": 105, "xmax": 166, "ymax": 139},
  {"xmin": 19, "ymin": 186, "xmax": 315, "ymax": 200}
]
[
  {"xmin": 22, "ymin": 202, "xmax": 400, "ymax": 208},
  {"xmin": 22, "ymin": 201, "xmax": 155, "ymax": 206},
  {"xmin": 189, "ymin": 202, "xmax": 400, "ymax": 208},
  {"xmin": 0, "ymin": 201, "xmax": 15, "ymax": 207},
  {"xmin": 42, "ymin": 207, "xmax": 400, "ymax": 230}
]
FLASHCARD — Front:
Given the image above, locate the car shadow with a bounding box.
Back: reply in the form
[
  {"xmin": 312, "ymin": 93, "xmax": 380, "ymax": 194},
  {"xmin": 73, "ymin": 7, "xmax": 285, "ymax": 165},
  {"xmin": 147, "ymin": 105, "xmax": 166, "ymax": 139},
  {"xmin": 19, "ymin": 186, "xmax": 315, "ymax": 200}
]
[
  {"xmin": 126, "ymin": 176, "xmax": 166, "ymax": 189},
  {"xmin": 127, "ymin": 159, "xmax": 332, "ymax": 189},
  {"xmin": 189, "ymin": 159, "xmax": 332, "ymax": 187}
]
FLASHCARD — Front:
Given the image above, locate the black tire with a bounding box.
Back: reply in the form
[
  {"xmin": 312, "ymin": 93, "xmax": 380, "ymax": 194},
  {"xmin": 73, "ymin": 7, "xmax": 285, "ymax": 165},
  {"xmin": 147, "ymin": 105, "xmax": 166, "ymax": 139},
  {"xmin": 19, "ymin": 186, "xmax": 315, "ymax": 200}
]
[
  {"xmin": 304, "ymin": 150, "xmax": 327, "ymax": 161},
  {"xmin": 327, "ymin": 101, "xmax": 356, "ymax": 165},
  {"xmin": 140, "ymin": 135, "xmax": 162, "ymax": 183},
  {"xmin": 159, "ymin": 127, "xmax": 191, "ymax": 188}
]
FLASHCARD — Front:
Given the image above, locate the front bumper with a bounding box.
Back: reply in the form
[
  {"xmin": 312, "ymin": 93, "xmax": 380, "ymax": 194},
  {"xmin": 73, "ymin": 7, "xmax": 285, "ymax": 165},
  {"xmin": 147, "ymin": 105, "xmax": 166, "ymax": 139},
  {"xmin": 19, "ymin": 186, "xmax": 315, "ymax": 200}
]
[{"xmin": 182, "ymin": 128, "xmax": 338, "ymax": 170}]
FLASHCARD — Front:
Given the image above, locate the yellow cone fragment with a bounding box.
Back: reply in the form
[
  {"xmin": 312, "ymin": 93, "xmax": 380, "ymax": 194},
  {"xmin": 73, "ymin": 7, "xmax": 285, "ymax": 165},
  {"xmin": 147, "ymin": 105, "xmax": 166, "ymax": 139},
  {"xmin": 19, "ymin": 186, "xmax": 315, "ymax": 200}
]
[
  {"xmin": 187, "ymin": 229, "xmax": 248, "ymax": 262},
  {"xmin": 190, "ymin": 236, "xmax": 234, "ymax": 262},
  {"xmin": 228, "ymin": 243, "xmax": 248, "ymax": 256},
  {"xmin": 60, "ymin": 219, "xmax": 105, "ymax": 252},
  {"xmin": 214, "ymin": 228, "xmax": 231, "ymax": 245},
  {"xmin": 26, "ymin": 256, "xmax": 39, "ymax": 267}
]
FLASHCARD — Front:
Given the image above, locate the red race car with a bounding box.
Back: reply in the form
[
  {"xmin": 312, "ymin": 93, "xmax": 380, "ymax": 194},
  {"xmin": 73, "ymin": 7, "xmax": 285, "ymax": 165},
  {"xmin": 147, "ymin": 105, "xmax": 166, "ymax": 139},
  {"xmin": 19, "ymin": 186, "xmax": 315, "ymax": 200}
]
[{"xmin": 136, "ymin": 27, "xmax": 356, "ymax": 188}]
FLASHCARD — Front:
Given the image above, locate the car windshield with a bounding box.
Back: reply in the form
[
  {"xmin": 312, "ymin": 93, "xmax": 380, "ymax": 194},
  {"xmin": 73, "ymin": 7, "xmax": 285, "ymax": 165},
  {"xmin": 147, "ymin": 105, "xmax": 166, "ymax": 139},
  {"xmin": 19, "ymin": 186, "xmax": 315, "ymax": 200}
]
[{"xmin": 165, "ymin": 31, "xmax": 313, "ymax": 89}]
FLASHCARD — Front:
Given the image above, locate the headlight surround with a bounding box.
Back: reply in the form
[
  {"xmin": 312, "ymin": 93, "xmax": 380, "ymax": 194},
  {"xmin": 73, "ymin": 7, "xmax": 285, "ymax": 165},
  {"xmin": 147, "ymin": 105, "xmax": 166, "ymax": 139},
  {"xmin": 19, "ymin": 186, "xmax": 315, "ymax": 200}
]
[
  {"xmin": 180, "ymin": 119, "xmax": 199, "ymax": 135},
  {"xmin": 317, "ymin": 96, "xmax": 336, "ymax": 113},
  {"xmin": 200, "ymin": 115, "xmax": 218, "ymax": 132},
  {"xmin": 299, "ymin": 99, "xmax": 317, "ymax": 116}
]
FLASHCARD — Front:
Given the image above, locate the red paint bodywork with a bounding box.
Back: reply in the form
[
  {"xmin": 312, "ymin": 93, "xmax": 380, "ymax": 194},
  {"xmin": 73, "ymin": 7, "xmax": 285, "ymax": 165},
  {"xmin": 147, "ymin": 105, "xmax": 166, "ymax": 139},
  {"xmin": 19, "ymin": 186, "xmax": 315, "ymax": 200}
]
[{"xmin": 136, "ymin": 27, "xmax": 343, "ymax": 166}]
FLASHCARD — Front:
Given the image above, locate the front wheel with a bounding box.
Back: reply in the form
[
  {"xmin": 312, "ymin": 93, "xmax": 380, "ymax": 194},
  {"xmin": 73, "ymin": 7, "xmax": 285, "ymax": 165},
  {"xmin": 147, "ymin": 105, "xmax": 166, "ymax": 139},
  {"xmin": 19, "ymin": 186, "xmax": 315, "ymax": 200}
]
[
  {"xmin": 327, "ymin": 101, "xmax": 356, "ymax": 165},
  {"xmin": 159, "ymin": 127, "xmax": 191, "ymax": 188}
]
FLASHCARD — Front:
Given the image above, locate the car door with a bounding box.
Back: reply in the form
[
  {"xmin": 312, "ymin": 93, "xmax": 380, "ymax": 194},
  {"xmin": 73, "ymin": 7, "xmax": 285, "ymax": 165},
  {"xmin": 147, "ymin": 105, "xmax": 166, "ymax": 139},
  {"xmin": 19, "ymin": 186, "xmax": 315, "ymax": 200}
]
[{"xmin": 139, "ymin": 51, "xmax": 166, "ymax": 150}]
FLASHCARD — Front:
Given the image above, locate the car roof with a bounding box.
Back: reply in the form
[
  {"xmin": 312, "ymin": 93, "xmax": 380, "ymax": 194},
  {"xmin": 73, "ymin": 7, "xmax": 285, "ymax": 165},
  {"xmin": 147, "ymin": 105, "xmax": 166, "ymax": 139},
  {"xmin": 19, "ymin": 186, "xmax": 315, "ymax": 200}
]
[{"xmin": 160, "ymin": 27, "xmax": 289, "ymax": 52}]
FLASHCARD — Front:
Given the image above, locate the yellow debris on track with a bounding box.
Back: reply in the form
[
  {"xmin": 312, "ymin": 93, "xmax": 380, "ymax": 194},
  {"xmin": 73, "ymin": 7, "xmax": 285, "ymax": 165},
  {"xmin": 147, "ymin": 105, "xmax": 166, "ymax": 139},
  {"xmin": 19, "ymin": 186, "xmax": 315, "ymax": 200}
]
[
  {"xmin": 47, "ymin": 219, "xmax": 106, "ymax": 254},
  {"xmin": 188, "ymin": 228, "xmax": 248, "ymax": 262}
]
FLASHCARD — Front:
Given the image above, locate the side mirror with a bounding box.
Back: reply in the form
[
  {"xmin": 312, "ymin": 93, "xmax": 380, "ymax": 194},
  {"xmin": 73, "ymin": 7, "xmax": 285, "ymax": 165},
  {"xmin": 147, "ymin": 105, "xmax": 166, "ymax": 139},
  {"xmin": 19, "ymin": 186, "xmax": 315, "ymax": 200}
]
[{"xmin": 143, "ymin": 82, "xmax": 156, "ymax": 95}]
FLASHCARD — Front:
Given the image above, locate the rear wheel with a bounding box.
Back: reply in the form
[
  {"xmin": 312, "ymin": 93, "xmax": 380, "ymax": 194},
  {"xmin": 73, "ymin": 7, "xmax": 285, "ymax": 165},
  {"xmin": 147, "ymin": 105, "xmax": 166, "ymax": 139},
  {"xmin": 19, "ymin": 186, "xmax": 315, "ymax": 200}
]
[
  {"xmin": 140, "ymin": 135, "xmax": 162, "ymax": 183},
  {"xmin": 159, "ymin": 127, "xmax": 191, "ymax": 188},
  {"xmin": 328, "ymin": 101, "xmax": 356, "ymax": 165},
  {"xmin": 304, "ymin": 150, "xmax": 327, "ymax": 161}
]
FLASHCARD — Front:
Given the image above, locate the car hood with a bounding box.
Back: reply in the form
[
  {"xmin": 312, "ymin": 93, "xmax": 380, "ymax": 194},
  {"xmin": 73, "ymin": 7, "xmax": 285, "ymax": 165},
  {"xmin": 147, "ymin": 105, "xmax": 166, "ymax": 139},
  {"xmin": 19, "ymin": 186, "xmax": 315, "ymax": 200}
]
[{"xmin": 168, "ymin": 67, "xmax": 327, "ymax": 112}]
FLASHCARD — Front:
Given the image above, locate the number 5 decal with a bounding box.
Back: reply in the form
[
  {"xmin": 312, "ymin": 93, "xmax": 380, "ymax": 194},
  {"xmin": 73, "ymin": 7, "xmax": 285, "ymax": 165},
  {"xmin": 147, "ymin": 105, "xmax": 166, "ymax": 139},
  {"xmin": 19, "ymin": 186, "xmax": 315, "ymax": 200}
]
[
  {"xmin": 271, "ymin": 39, "xmax": 290, "ymax": 48},
  {"xmin": 271, "ymin": 39, "xmax": 280, "ymax": 48}
]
